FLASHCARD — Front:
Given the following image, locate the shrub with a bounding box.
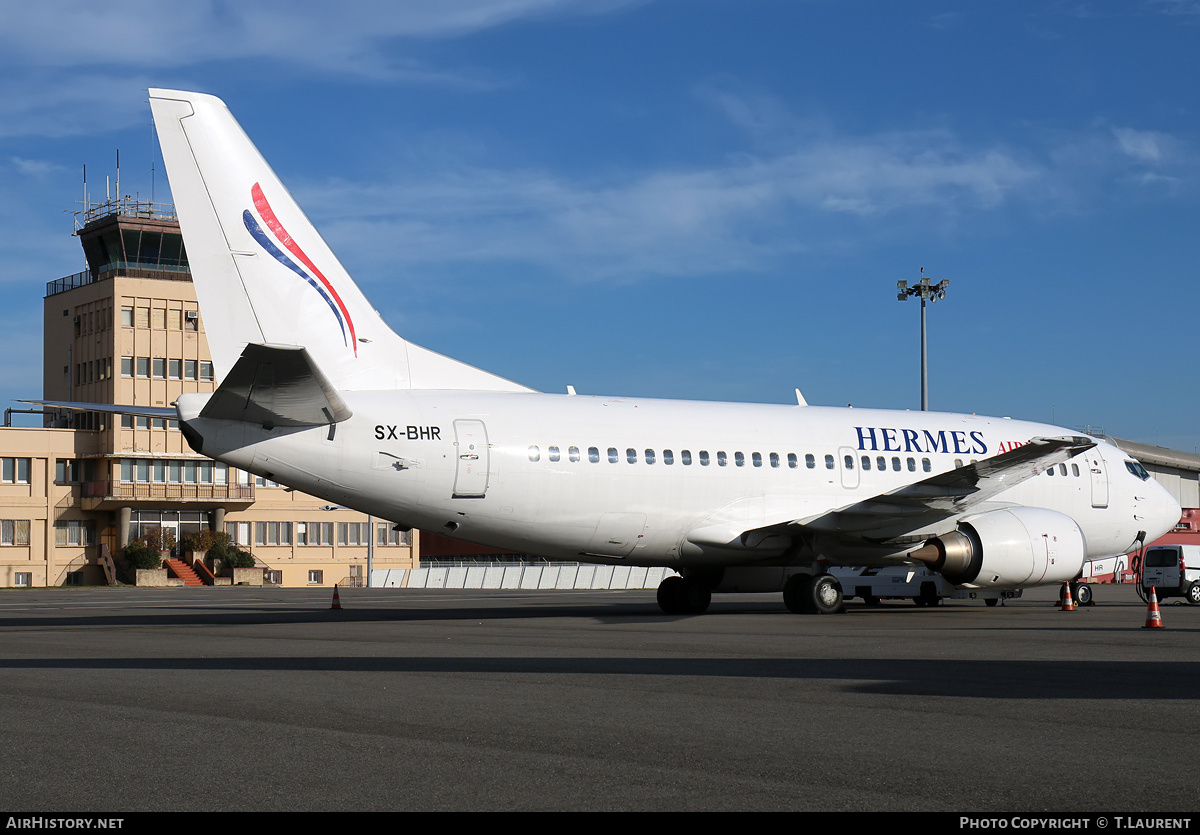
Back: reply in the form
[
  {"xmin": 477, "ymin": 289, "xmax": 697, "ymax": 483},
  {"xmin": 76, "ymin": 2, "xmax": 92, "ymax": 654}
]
[
  {"xmin": 208, "ymin": 540, "xmax": 256, "ymax": 570},
  {"xmin": 142, "ymin": 526, "xmax": 176, "ymax": 553},
  {"xmin": 181, "ymin": 530, "xmax": 230, "ymax": 553},
  {"xmin": 124, "ymin": 540, "xmax": 162, "ymax": 570}
]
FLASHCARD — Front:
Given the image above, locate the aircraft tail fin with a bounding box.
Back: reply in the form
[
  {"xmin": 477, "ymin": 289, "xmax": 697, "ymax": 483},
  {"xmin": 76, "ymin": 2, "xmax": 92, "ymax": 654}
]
[{"xmin": 147, "ymin": 89, "xmax": 532, "ymax": 394}]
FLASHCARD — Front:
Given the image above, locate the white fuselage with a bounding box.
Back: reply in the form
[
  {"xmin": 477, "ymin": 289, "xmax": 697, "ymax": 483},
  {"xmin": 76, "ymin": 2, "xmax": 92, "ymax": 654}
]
[{"xmin": 179, "ymin": 390, "xmax": 1180, "ymax": 572}]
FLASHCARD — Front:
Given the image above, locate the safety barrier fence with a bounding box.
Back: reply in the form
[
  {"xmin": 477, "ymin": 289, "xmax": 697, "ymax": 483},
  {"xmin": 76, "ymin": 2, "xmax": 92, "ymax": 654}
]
[{"xmin": 372, "ymin": 564, "xmax": 676, "ymax": 590}]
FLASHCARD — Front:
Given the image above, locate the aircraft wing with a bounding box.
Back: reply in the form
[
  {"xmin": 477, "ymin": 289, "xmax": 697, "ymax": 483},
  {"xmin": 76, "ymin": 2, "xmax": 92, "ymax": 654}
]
[{"xmin": 794, "ymin": 435, "xmax": 1096, "ymax": 538}]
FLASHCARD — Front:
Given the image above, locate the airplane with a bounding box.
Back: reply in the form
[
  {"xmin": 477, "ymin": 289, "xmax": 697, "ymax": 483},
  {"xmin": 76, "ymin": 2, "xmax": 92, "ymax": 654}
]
[{"xmin": 58, "ymin": 89, "xmax": 1188, "ymax": 614}]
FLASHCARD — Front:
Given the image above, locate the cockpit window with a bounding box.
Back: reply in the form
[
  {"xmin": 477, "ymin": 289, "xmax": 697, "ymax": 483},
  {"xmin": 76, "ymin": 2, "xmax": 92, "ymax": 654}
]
[{"xmin": 1124, "ymin": 460, "xmax": 1150, "ymax": 481}]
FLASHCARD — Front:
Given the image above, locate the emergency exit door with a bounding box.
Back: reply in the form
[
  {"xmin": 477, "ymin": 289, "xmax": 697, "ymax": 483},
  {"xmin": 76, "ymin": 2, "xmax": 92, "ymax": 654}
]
[{"xmin": 452, "ymin": 419, "xmax": 490, "ymax": 498}]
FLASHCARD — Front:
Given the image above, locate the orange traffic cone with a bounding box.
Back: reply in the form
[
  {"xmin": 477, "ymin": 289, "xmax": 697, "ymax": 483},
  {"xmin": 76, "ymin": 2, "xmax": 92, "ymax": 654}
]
[
  {"xmin": 1143, "ymin": 585, "xmax": 1163, "ymax": 629},
  {"xmin": 331, "ymin": 584, "xmax": 342, "ymax": 610},
  {"xmin": 1060, "ymin": 582, "xmax": 1075, "ymax": 611}
]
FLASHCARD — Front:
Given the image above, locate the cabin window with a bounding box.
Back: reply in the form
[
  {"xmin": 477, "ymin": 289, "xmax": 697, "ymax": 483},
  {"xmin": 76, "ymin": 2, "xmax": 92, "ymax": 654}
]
[
  {"xmin": 844, "ymin": 454, "xmax": 854, "ymax": 469},
  {"xmin": 589, "ymin": 447, "xmax": 600, "ymax": 463},
  {"xmin": 787, "ymin": 453, "xmax": 797, "ymax": 469},
  {"xmin": 752, "ymin": 452, "xmax": 762, "ymax": 467},
  {"xmin": 824, "ymin": 454, "xmax": 835, "ymax": 470},
  {"xmin": 735, "ymin": 452, "xmax": 745, "ymax": 467},
  {"xmin": 1071, "ymin": 463, "xmax": 1079, "ymax": 477},
  {"xmin": 861, "ymin": 456, "xmax": 871, "ymax": 470},
  {"xmin": 569, "ymin": 446, "xmax": 580, "ymax": 463},
  {"xmin": 1047, "ymin": 467, "xmax": 1055, "ymax": 476},
  {"xmin": 663, "ymin": 450, "xmax": 674, "ymax": 465},
  {"xmin": 770, "ymin": 453, "xmax": 780, "ymax": 468},
  {"xmin": 608, "ymin": 448, "xmax": 619, "ymax": 464},
  {"xmin": 1059, "ymin": 463, "xmax": 1068, "ymax": 476},
  {"xmin": 528, "ymin": 446, "xmax": 540, "ymax": 462},
  {"xmin": 644, "ymin": 449, "xmax": 656, "ymax": 465},
  {"xmin": 548, "ymin": 446, "xmax": 560, "ymax": 462},
  {"xmin": 699, "ymin": 451, "xmax": 710, "ymax": 466},
  {"xmin": 717, "ymin": 451, "xmax": 728, "ymax": 467},
  {"xmin": 954, "ymin": 459, "xmax": 963, "ymax": 468},
  {"xmin": 806, "ymin": 454, "xmax": 816, "ymax": 469},
  {"xmin": 681, "ymin": 450, "xmax": 692, "ymax": 465},
  {"xmin": 922, "ymin": 458, "xmax": 931, "ymax": 472},
  {"xmin": 907, "ymin": 457, "xmax": 916, "ymax": 472},
  {"xmin": 626, "ymin": 448, "xmax": 637, "ymax": 464},
  {"xmin": 891, "ymin": 457, "xmax": 901, "ymax": 472}
]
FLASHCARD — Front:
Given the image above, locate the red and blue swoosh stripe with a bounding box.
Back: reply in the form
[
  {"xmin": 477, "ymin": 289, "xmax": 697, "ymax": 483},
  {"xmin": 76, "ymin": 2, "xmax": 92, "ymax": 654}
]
[{"xmin": 243, "ymin": 182, "xmax": 357, "ymax": 356}]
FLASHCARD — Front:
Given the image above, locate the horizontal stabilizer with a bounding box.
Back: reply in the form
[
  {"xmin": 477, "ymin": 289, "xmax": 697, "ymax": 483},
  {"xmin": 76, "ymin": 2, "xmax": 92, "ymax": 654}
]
[
  {"xmin": 20, "ymin": 400, "xmax": 177, "ymax": 419},
  {"xmin": 199, "ymin": 343, "xmax": 352, "ymax": 428}
]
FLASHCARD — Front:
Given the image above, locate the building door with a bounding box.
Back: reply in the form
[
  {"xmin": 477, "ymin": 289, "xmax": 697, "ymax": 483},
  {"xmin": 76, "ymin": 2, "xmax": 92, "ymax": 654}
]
[{"xmin": 452, "ymin": 419, "xmax": 490, "ymax": 498}]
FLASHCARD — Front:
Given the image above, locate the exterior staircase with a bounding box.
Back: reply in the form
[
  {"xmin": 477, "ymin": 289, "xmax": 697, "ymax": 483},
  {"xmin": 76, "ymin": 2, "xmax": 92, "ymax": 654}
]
[{"xmin": 165, "ymin": 558, "xmax": 205, "ymax": 587}]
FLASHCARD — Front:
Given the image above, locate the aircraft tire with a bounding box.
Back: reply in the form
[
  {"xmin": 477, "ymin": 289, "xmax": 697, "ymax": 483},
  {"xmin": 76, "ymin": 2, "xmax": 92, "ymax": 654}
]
[
  {"xmin": 784, "ymin": 573, "xmax": 842, "ymax": 614},
  {"xmin": 1072, "ymin": 582, "xmax": 1093, "ymax": 606},
  {"xmin": 984, "ymin": 597, "xmax": 999, "ymax": 607},
  {"xmin": 809, "ymin": 574, "xmax": 844, "ymax": 614},
  {"xmin": 657, "ymin": 576, "xmax": 685, "ymax": 614},
  {"xmin": 656, "ymin": 576, "xmax": 711, "ymax": 615},
  {"xmin": 783, "ymin": 573, "xmax": 809, "ymax": 613}
]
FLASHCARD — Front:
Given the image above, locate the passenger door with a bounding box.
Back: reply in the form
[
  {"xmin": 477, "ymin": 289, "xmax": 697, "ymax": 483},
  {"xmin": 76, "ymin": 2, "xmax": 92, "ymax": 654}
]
[{"xmin": 452, "ymin": 419, "xmax": 490, "ymax": 498}]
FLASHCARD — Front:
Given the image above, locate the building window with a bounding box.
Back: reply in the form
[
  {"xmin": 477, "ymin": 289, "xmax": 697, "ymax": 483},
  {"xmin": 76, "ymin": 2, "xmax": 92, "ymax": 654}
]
[
  {"xmin": 14, "ymin": 572, "xmax": 31, "ymax": 587},
  {"xmin": 376, "ymin": 523, "xmax": 412, "ymax": 547},
  {"xmin": 1, "ymin": 458, "xmax": 30, "ymax": 484},
  {"xmin": 54, "ymin": 520, "xmax": 95, "ymax": 547},
  {"xmin": 1, "ymin": 520, "xmax": 31, "ymax": 546},
  {"xmin": 338, "ymin": 522, "xmax": 368, "ymax": 546},
  {"xmin": 307, "ymin": 570, "xmax": 323, "ymax": 585}
]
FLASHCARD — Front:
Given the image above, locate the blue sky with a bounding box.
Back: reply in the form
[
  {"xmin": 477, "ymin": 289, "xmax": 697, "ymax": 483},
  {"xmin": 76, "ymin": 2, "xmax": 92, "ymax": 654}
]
[{"xmin": 2, "ymin": 1, "xmax": 1198, "ymax": 450}]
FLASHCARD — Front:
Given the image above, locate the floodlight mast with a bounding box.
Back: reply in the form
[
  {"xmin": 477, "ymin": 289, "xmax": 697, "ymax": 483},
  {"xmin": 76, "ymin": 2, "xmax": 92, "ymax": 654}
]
[{"xmin": 896, "ymin": 269, "xmax": 949, "ymax": 412}]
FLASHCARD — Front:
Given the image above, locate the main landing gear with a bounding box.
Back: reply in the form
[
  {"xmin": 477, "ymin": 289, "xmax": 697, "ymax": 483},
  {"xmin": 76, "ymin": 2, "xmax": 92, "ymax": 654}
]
[
  {"xmin": 656, "ymin": 574, "xmax": 712, "ymax": 615},
  {"xmin": 654, "ymin": 570, "xmax": 846, "ymax": 615}
]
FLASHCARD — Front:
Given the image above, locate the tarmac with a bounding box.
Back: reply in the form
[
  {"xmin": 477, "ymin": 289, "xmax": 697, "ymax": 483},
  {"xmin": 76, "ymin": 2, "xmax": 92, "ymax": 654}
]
[{"xmin": 0, "ymin": 582, "xmax": 1195, "ymax": 812}]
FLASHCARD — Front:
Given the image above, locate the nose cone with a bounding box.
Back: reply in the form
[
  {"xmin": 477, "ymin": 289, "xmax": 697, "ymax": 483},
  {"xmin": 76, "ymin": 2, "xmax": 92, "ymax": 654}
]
[{"xmin": 1144, "ymin": 479, "xmax": 1182, "ymax": 543}]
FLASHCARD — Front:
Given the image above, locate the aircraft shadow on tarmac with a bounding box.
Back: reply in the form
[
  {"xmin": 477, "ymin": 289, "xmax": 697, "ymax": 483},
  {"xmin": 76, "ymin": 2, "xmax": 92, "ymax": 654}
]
[{"xmin": 0, "ymin": 653, "xmax": 1195, "ymax": 701}]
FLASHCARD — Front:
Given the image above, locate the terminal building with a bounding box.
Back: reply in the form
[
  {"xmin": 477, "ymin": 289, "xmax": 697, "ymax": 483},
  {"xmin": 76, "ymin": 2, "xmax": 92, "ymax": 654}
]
[{"xmin": 0, "ymin": 198, "xmax": 418, "ymax": 587}]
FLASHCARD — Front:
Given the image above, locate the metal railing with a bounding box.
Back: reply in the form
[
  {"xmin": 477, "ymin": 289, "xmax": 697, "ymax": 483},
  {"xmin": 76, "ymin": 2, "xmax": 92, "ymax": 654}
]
[{"xmin": 81, "ymin": 482, "xmax": 255, "ymax": 502}]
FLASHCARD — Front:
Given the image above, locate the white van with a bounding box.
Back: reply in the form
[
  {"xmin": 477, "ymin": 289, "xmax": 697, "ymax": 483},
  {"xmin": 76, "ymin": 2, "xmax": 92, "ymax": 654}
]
[{"xmin": 1140, "ymin": 544, "xmax": 1200, "ymax": 605}]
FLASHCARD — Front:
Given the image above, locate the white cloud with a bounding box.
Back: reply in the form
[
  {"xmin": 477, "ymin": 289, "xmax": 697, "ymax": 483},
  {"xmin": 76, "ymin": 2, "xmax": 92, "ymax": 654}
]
[
  {"xmin": 297, "ymin": 124, "xmax": 1046, "ymax": 284},
  {"xmin": 0, "ymin": 1, "xmax": 643, "ymax": 74},
  {"xmin": 1113, "ymin": 127, "xmax": 1168, "ymax": 162}
]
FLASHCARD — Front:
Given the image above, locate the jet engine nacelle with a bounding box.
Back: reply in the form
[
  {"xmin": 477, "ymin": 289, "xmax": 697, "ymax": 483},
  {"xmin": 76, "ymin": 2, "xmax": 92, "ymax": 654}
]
[{"xmin": 926, "ymin": 507, "xmax": 1086, "ymax": 589}]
